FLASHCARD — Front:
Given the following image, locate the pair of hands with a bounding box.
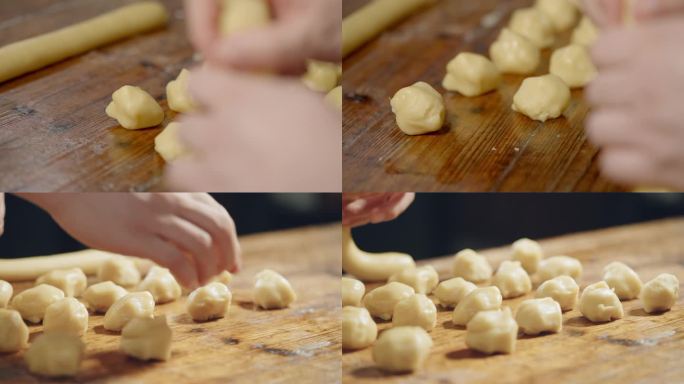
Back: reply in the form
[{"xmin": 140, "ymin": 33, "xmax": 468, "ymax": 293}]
[{"xmin": 583, "ymin": 0, "xmax": 684, "ymax": 189}]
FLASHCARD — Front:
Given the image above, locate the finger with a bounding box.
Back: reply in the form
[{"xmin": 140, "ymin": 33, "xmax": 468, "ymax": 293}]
[
  {"xmin": 635, "ymin": 0, "xmax": 684, "ymax": 19},
  {"xmin": 184, "ymin": 0, "xmax": 220, "ymax": 53},
  {"xmin": 591, "ymin": 28, "xmax": 639, "ymax": 69},
  {"xmin": 164, "ymin": 158, "xmax": 218, "ymax": 192},
  {"xmin": 582, "ymin": 0, "xmax": 623, "ymax": 27},
  {"xmin": 599, "ymin": 148, "xmax": 655, "ymax": 186},
  {"xmin": 187, "ymin": 67, "xmax": 271, "ymax": 110},
  {"xmin": 145, "ymin": 236, "xmax": 199, "ymax": 289},
  {"xmin": 585, "ymin": 109, "xmax": 637, "ymax": 147},
  {"xmin": 176, "ymin": 114, "xmax": 218, "ymax": 153},
  {"xmin": 369, "ymin": 193, "xmax": 416, "ymax": 224},
  {"xmin": 585, "ymin": 72, "xmax": 634, "ymax": 107},
  {"xmin": 0, "ymin": 193, "xmax": 5, "ymax": 236}
]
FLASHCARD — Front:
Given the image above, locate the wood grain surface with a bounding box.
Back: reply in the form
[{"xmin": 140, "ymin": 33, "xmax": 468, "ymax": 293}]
[
  {"xmin": 343, "ymin": 218, "xmax": 684, "ymax": 383},
  {"xmin": 342, "ymin": 0, "xmax": 627, "ymax": 192},
  {"xmin": 0, "ymin": 224, "xmax": 342, "ymax": 384},
  {"xmin": 0, "ymin": 0, "xmax": 192, "ymax": 192}
]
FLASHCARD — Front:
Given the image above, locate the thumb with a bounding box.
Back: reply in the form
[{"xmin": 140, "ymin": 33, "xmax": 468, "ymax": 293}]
[{"xmin": 635, "ymin": 0, "xmax": 684, "ymax": 18}]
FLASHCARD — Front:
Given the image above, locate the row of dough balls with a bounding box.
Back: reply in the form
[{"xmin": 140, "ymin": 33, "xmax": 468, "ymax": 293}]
[{"xmin": 390, "ymin": 0, "xmax": 600, "ymax": 135}]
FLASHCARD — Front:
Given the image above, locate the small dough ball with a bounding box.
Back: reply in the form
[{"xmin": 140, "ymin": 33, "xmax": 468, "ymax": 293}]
[
  {"xmin": 433, "ymin": 277, "xmax": 477, "ymax": 308},
  {"xmin": 489, "ymin": 28, "xmax": 541, "ymax": 75},
  {"xmin": 372, "ymin": 326, "xmax": 432, "ymax": 373},
  {"xmin": 0, "ymin": 280, "xmax": 12, "ymax": 308},
  {"xmin": 535, "ymin": 0, "xmax": 578, "ymax": 32},
  {"xmin": 10, "ymin": 284, "xmax": 65, "ymax": 323},
  {"xmin": 137, "ymin": 266, "xmax": 182, "ymax": 304},
  {"xmin": 83, "ymin": 281, "xmax": 128, "ymax": 313},
  {"xmin": 537, "ymin": 255, "xmax": 583, "ymax": 284},
  {"xmin": 25, "ymin": 333, "xmax": 84, "ymax": 377},
  {"xmin": 0, "ymin": 309, "xmax": 29, "ymax": 352},
  {"xmin": 571, "ymin": 16, "xmax": 599, "ymax": 47},
  {"xmin": 602, "ymin": 262, "xmax": 642, "ymax": 300},
  {"xmin": 121, "ymin": 315, "xmax": 172, "ymax": 361},
  {"xmin": 492, "ymin": 261, "xmax": 532, "ymax": 299},
  {"xmin": 452, "ymin": 286, "xmax": 502, "ymax": 326},
  {"xmin": 212, "ymin": 270, "xmax": 233, "ymax": 286},
  {"xmin": 549, "ymin": 44, "xmax": 598, "ymax": 88},
  {"xmin": 97, "ymin": 256, "xmax": 141, "ymax": 287},
  {"xmin": 466, "ymin": 307, "xmax": 517, "ymax": 354},
  {"xmin": 342, "ymin": 277, "xmax": 365, "ymax": 307},
  {"xmin": 325, "ymin": 86, "xmax": 343, "ymax": 110},
  {"xmin": 43, "ymin": 298, "xmax": 89, "ymax": 336},
  {"xmin": 187, "ymin": 282, "xmax": 232, "ymax": 322},
  {"xmin": 254, "ymin": 269, "xmax": 297, "ymax": 309},
  {"xmin": 535, "ymin": 275, "xmax": 579, "ymax": 311},
  {"xmin": 36, "ymin": 268, "xmax": 87, "ymax": 297},
  {"xmin": 342, "ymin": 306, "xmax": 377, "ymax": 350},
  {"xmin": 220, "ymin": 0, "xmax": 271, "ymax": 36},
  {"xmin": 388, "ymin": 265, "xmax": 439, "ymax": 294},
  {"xmin": 103, "ymin": 291, "xmax": 155, "ymax": 332},
  {"xmin": 392, "ymin": 294, "xmax": 437, "ymax": 331},
  {"xmin": 515, "ymin": 297, "xmax": 562, "ymax": 335},
  {"xmin": 579, "ymin": 281, "xmax": 624, "ymax": 322},
  {"xmin": 155, "ymin": 122, "xmax": 189, "ymax": 162},
  {"xmin": 442, "ymin": 52, "xmax": 501, "ymax": 97},
  {"xmin": 509, "ymin": 8, "xmax": 555, "ymax": 49},
  {"xmin": 640, "ymin": 273, "xmax": 679, "ymax": 313},
  {"xmin": 512, "ymin": 238, "xmax": 543, "ymax": 274},
  {"xmin": 105, "ymin": 85, "xmax": 164, "ymax": 130},
  {"xmin": 363, "ymin": 282, "xmax": 415, "ymax": 320},
  {"xmin": 302, "ymin": 60, "xmax": 341, "ymax": 93},
  {"xmin": 512, "ymin": 74, "xmax": 571, "ymax": 122},
  {"xmin": 390, "ymin": 81, "xmax": 446, "ymax": 135},
  {"xmin": 166, "ymin": 68, "xmax": 196, "ymax": 113},
  {"xmin": 452, "ymin": 249, "xmax": 492, "ymax": 283}
]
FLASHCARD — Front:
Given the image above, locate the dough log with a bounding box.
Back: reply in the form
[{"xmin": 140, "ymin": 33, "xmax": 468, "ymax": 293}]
[{"xmin": 342, "ymin": 228, "xmax": 415, "ymax": 282}]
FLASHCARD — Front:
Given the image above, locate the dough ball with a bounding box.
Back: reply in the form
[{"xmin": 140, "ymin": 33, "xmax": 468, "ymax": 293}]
[
  {"xmin": 105, "ymin": 85, "xmax": 164, "ymax": 130},
  {"xmin": 549, "ymin": 44, "xmax": 597, "ymax": 88},
  {"xmin": 137, "ymin": 266, "xmax": 182, "ymax": 304},
  {"xmin": 602, "ymin": 262, "xmax": 642, "ymax": 300},
  {"xmin": 0, "ymin": 280, "xmax": 12, "ymax": 308},
  {"xmin": 166, "ymin": 68, "xmax": 196, "ymax": 113},
  {"xmin": 512, "ymin": 74, "xmax": 571, "ymax": 122},
  {"xmin": 155, "ymin": 122, "xmax": 189, "ymax": 162},
  {"xmin": 10, "ymin": 284, "xmax": 65, "ymax": 323},
  {"xmin": 220, "ymin": 0, "xmax": 271, "ymax": 36},
  {"xmin": 492, "ymin": 261, "xmax": 532, "ymax": 299},
  {"xmin": 302, "ymin": 60, "xmax": 341, "ymax": 93},
  {"xmin": 442, "ymin": 52, "xmax": 501, "ymax": 97},
  {"xmin": 536, "ymin": 255, "xmax": 582, "ymax": 284},
  {"xmin": 535, "ymin": 0, "xmax": 578, "ymax": 32},
  {"xmin": 515, "ymin": 297, "xmax": 562, "ymax": 335},
  {"xmin": 511, "ymin": 238, "xmax": 543, "ymax": 274},
  {"xmin": 36, "ymin": 268, "xmax": 87, "ymax": 297},
  {"xmin": 372, "ymin": 326, "xmax": 432, "ymax": 373},
  {"xmin": 392, "ymin": 294, "xmax": 437, "ymax": 331},
  {"xmin": 363, "ymin": 282, "xmax": 415, "ymax": 321},
  {"xmin": 187, "ymin": 282, "xmax": 232, "ymax": 322},
  {"xmin": 433, "ymin": 277, "xmax": 477, "ymax": 308},
  {"xmin": 0, "ymin": 309, "xmax": 29, "ymax": 353},
  {"xmin": 103, "ymin": 291, "xmax": 155, "ymax": 332},
  {"xmin": 579, "ymin": 281, "xmax": 623, "ymax": 322},
  {"xmin": 489, "ymin": 28, "xmax": 541, "ymax": 75},
  {"xmin": 452, "ymin": 286, "xmax": 502, "ymax": 326},
  {"xmin": 43, "ymin": 298, "xmax": 89, "ymax": 335},
  {"xmin": 120, "ymin": 315, "xmax": 172, "ymax": 361},
  {"xmin": 212, "ymin": 270, "xmax": 233, "ymax": 286},
  {"xmin": 388, "ymin": 265, "xmax": 439, "ymax": 294},
  {"xmin": 25, "ymin": 333, "xmax": 84, "ymax": 377},
  {"xmin": 572, "ymin": 16, "xmax": 599, "ymax": 47},
  {"xmin": 83, "ymin": 281, "xmax": 128, "ymax": 313},
  {"xmin": 465, "ymin": 307, "xmax": 517, "ymax": 354},
  {"xmin": 640, "ymin": 273, "xmax": 679, "ymax": 313},
  {"xmin": 509, "ymin": 8, "xmax": 555, "ymax": 49},
  {"xmin": 535, "ymin": 275, "xmax": 579, "ymax": 311},
  {"xmin": 342, "ymin": 277, "xmax": 365, "ymax": 307},
  {"xmin": 390, "ymin": 81, "xmax": 446, "ymax": 135},
  {"xmin": 342, "ymin": 306, "xmax": 377, "ymax": 350},
  {"xmin": 97, "ymin": 256, "xmax": 141, "ymax": 287},
  {"xmin": 452, "ymin": 249, "xmax": 492, "ymax": 283},
  {"xmin": 253, "ymin": 269, "xmax": 297, "ymax": 309},
  {"xmin": 325, "ymin": 86, "xmax": 343, "ymax": 110}
]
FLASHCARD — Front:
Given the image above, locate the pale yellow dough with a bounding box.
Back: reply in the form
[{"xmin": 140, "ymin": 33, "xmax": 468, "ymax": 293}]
[
  {"xmin": 254, "ymin": 269, "xmax": 297, "ymax": 309},
  {"xmin": 137, "ymin": 266, "xmax": 182, "ymax": 304},
  {"xmin": 120, "ymin": 315, "xmax": 172, "ymax": 361},
  {"xmin": 466, "ymin": 307, "xmax": 517, "ymax": 354},
  {"xmin": 390, "ymin": 82, "xmax": 446, "ymax": 136},
  {"xmin": 105, "ymin": 85, "xmax": 164, "ymax": 130},
  {"xmin": 325, "ymin": 86, "xmax": 343, "ymax": 110},
  {"xmin": 11, "ymin": 284, "xmax": 64, "ymax": 324},
  {"xmin": 0, "ymin": 280, "xmax": 12, "ymax": 308},
  {"xmin": 0, "ymin": 309, "xmax": 29, "ymax": 352},
  {"xmin": 36, "ymin": 268, "xmax": 87, "ymax": 297},
  {"xmin": 363, "ymin": 282, "xmax": 415, "ymax": 320},
  {"xmin": 492, "ymin": 261, "xmax": 531, "ymax": 299},
  {"xmin": 550, "ymin": 44, "xmax": 598, "ymax": 88},
  {"xmin": 640, "ymin": 273, "xmax": 679, "ymax": 313},
  {"xmin": 342, "ymin": 228, "xmax": 415, "ymax": 282},
  {"xmin": 515, "ymin": 297, "xmax": 562, "ymax": 335},
  {"xmin": 579, "ymin": 281, "xmax": 624, "ymax": 322},
  {"xmin": 536, "ymin": 255, "xmax": 582, "ymax": 283},
  {"xmin": 372, "ymin": 326, "xmax": 432, "ymax": 373},
  {"xmin": 442, "ymin": 53, "xmax": 501, "ymax": 97},
  {"xmin": 25, "ymin": 333, "xmax": 84, "ymax": 377},
  {"xmin": 103, "ymin": 291, "xmax": 155, "ymax": 332},
  {"xmin": 509, "ymin": 8, "xmax": 555, "ymax": 49},
  {"xmin": 535, "ymin": 0, "xmax": 579, "ymax": 32},
  {"xmin": 97, "ymin": 256, "xmax": 142, "ymax": 287},
  {"xmin": 602, "ymin": 261, "xmax": 642, "ymax": 300},
  {"xmin": 572, "ymin": 17, "xmax": 599, "ymax": 47},
  {"xmin": 433, "ymin": 277, "xmax": 477, "ymax": 308},
  {"xmin": 302, "ymin": 61, "xmax": 341, "ymax": 93},
  {"xmin": 452, "ymin": 249, "xmax": 492, "ymax": 283},
  {"xmin": 220, "ymin": 0, "xmax": 271, "ymax": 36},
  {"xmin": 82, "ymin": 281, "xmax": 128, "ymax": 313},
  {"xmin": 452, "ymin": 286, "xmax": 502, "ymax": 326},
  {"xmin": 511, "ymin": 238, "xmax": 543, "ymax": 274},
  {"xmin": 155, "ymin": 122, "xmax": 189, "ymax": 162},
  {"xmin": 489, "ymin": 29, "xmax": 540, "ymax": 75},
  {"xmin": 392, "ymin": 294, "xmax": 437, "ymax": 331},
  {"xmin": 342, "ymin": 306, "xmax": 377, "ymax": 350},
  {"xmin": 512, "ymin": 74, "xmax": 571, "ymax": 122},
  {"xmin": 342, "ymin": 277, "xmax": 365, "ymax": 307},
  {"xmin": 166, "ymin": 68, "xmax": 196, "ymax": 113},
  {"xmin": 43, "ymin": 298, "xmax": 89, "ymax": 335},
  {"xmin": 535, "ymin": 275, "xmax": 579, "ymax": 311},
  {"xmin": 187, "ymin": 282, "xmax": 232, "ymax": 322},
  {"xmin": 388, "ymin": 265, "xmax": 439, "ymax": 294}
]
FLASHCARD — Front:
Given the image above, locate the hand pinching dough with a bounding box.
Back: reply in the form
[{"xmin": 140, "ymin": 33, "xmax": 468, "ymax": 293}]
[
  {"xmin": 83, "ymin": 281, "xmax": 128, "ymax": 313},
  {"xmin": 0, "ymin": 280, "xmax": 12, "ymax": 308},
  {"xmin": 392, "ymin": 294, "xmax": 437, "ymax": 331},
  {"xmin": 342, "ymin": 228, "xmax": 415, "ymax": 282},
  {"xmin": 579, "ymin": 281, "xmax": 624, "ymax": 322},
  {"xmin": 302, "ymin": 61, "xmax": 341, "ymax": 93},
  {"xmin": 187, "ymin": 282, "xmax": 232, "ymax": 322},
  {"xmin": 442, "ymin": 53, "xmax": 501, "ymax": 97},
  {"xmin": 535, "ymin": 0, "xmax": 578, "ymax": 32},
  {"xmin": 36, "ymin": 268, "xmax": 87, "ymax": 297},
  {"xmin": 550, "ymin": 44, "xmax": 598, "ymax": 88},
  {"xmin": 492, "ymin": 261, "xmax": 532, "ymax": 299},
  {"xmin": 43, "ymin": 298, "xmax": 89, "ymax": 335},
  {"xmin": 512, "ymin": 74, "xmax": 571, "ymax": 122},
  {"xmin": 372, "ymin": 326, "xmax": 432, "ymax": 373},
  {"xmin": 536, "ymin": 255, "xmax": 582, "ymax": 284},
  {"xmin": 97, "ymin": 256, "xmax": 141, "ymax": 287},
  {"xmin": 0, "ymin": 309, "xmax": 29, "ymax": 352},
  {"xmin": 254, "ymin": 269, "xmax": 297, "ymax": 309},
  {"xmin": 342, "ymin": 306, "xmax": 377, "ymax": 350},
  {"xmin": 120, "ymin": 315, "xmax": 172, "ymax": 361},
  {"xmin": 489, "ymin": 29, "xmax": 541, "ymax": 75},
  {"xmin": 515, "ymin": 297, "xmax": 562, "ymax": 335},
  {"xmin": 105, "ymin": 85, "xmax": 164, "ymax": 130},
  {"xmin": 535, "ymin": 275, "xmax": 579, "ymax": 311},
  {"xmin": 212, "ymin": 270, "xmax": 233, "ymax": 286},
  {"xmin": 466, "ymin": 307, "xmax": 517, "ymax": 354},
  {"xmin": 388, "ymin": 265, "xmax": 439, "ymax": 294},
  {"xmin": 363, "ymin": 282, "xmax": 415, "ymax": 320},
  {"xmin": 452, "ymin": 286, "xmax": 502, "ymax": 326},
  {"xmin": 166, "ymin": 68, "xmax": 196, "ymax": 113},
  {"xmin": 602, "ymin": 262, "xmax": 642, "ymax": 300},
  {"xmin": 511, "ymin": 238, "xmax": 543, "ymax": 274},
  {"xmin": 25, "ymin": 333, "xmax": 84, "ymax": 377},
  {"xmin": 137, "ymin": 266, "xmax": 181, "ymax": 304},
  {"xmin": 155, "ymin": 122, "xmax": 189, "ymax": 162},
  {"xmin": 390, "ymin": 82, "xmax": 446, "ymax": 135},
  {"xmin": 640, "ymin": 273, "xmax": 679, "ymax": 313},
  {"xmin": 452, "ymin": 249, "xmax": 492, "ymax": 283},
  {"xmin": 572, "ymin": 17, "xmax": 599, "ymax": 47},
  {"xmin": 220, "ymin": 0, "xmax": 271, "ymax": 36},
  {"xmin": 11, "ymin": 284, "xmax": 64, "ymax": 323},
  {"xmin": 433, "ymin": 277, "xmax": 477, "ymax": 308},
  {"xmin": 509, "ymin": 8, "xmax": 555, "ymax": 49},
  {"xmin": 342, "ymin": 277, "xmax": 365, "ymax": 307},
  {"xmin": 103, "ymin": 291, "xmax": 155, "ymax": 332}
]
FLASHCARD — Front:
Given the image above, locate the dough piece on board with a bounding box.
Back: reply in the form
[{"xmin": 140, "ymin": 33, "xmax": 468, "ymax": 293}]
[
  {"xmin": 342, "ymin": 228, "xmax": 415, "ymax": 282},
  {"xmin": 549, "ymin": 44, "xmax": 598, "ymax": 88},
  {"xmin": 0, "ymin": 309, "xmax": 29, "ymax": 353},
  {"xmin": 302, "ymin": 61, "xmax": 341, "ymax": 93},
  {"xmin": 187, "ymin": 282, "xmax": 232, "ymax": 322},
  {"xmin": 10, "ymin": 284, "xmax": 65, "ymax": 324},
  {"xmin": 390, "ymin": 82, "xmax": 446, "ymax": 136},
  {"xmin": 120, "ymin": 315, "xmax": 172, "ymax": 361},
  {"xmin": 25, "ymin": 333, "xmax": 85, "ymax": 377},
  {"xmin": 512, "ymin": 74, "xmax": 571, "ymax": 122},
  {"xmin": 342, "ymin": 306, "xmax": 377, "ymax": 350},
  {"xmin": 571, "ymin": 16, "xmax": 599, "ymax": 46},
  {"xmin": 535, "ymin": 0, "xmax": 579, "ymax": 32},
  {"xmin": 43, "ymin": 298, "xmax": 89, "ymax": 336},
  {"xmin": 166, "ymin": 68, "xmax": 196, "ymax": 113},
  {"xmin": 82, "ymin": 281, "xmax": 128, "ymax": 313},
  {"xmin": 442, "ymin": 53, "xmax": 501, "ymax": 97},
  {"xmin": 155, "ymin": 122, "xmax": 189, "ymax": 162},
  {"xmin": 137, "ymin": 266, "xmax": 182, "ymax": 304},
  {"xmin": 0, "ymin": 280, "xmax": 12, "ymax": 308},
  {"xmin": 509, "ymin": 8, "xmax": 555, "ymax": 49},
  {"xmin": 372, "ymin": 326, "xmax": 432, "ymax": 373},
  {"xmin": 489, "ymin": 28, "xmax": 540, "ymax": 75},
  {"xmin": 253, "ymin": 269, "xmax": 297, "ymax": 309},
  {"xmin": 36, "ymin": 268, "xmax": 87, "ymax": 297},
  {"xmin": 103, "ymin": 291, "xmax": 155, "ymax": 332},
  {"xmin": 105, "ymin": 85, "xmax": 164, "ymax": 130},
  {"xmin": 97, "ymin": 256, "xmax": 142, "ymax": 287}
]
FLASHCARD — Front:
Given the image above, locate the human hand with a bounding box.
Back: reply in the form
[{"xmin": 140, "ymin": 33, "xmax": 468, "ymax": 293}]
[
  {"xmin": 164, "ymin": 67, "xmax": 342, "ymax": 192},
  {"xmin": 585, "ymin": 19, "xmax": 684, "ymax": 190},
  {"xmin": 185, "ymin": 0, "xmax": 341, "ymax": 73},
  {"xmin": 0, "ymin": 193, "xmax": 5, "ymax": 236},
  {"xmin": 582, "ymin": 0, "xmax": 684, "ymax": 26},
  {"xmin": 19, "ymin": 193, "xmax": 241, "ymax": 288},
  {"xmin": 342, "ymin": 193, "xmax": 415, "ymax": 228}
]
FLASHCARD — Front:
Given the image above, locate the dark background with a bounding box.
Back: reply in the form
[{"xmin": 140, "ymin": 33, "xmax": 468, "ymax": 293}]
[
  {"xmin": 0, "ymin": 193, "xmax": 341, "ymax": 258},
  {"xmin": 352, "ymin": 193, "xmax": 684, "ymax": 260}
]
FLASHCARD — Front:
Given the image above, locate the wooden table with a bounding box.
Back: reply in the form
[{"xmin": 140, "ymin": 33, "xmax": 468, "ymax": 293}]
[
  {"xmin": 343, "ymin": 218, "xmax": 684, "ymax": 383},
  {"xmin": 342, "ymin": 0, "xmax": 626, "ymax": 192},
  {"xmin": 0, "ymin": 224, "xmax": 342, "ymax": 383},
  {"xmin": 0, "ymin": 0, "xmax": 192, "ymax": 191}
]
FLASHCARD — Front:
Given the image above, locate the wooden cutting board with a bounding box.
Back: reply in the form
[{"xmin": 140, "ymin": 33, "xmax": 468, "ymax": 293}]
[
  {"xmin": 0, "ymin": 224, "xmax": 342, "ymax": 383},
  {"xmin": 343, "ymin": 218, "xmax": 684, "ymax": 383},
  {"xmin": 342, "ymin": 0, "xmax": 626, "ymax": 192}
]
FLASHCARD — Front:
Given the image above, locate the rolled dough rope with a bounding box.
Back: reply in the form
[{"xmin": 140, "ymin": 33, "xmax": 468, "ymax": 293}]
[
  {"xmin": 342, "ymin": 227, "xmax": 415, "ymax": 282},
  {"xmin": 342, "ymin": 0, "xmax": 435, "ymax": 58},
  {"xmin": 0, "ymin": 2, "xmax": 168, "ymax": 84},
  {"xmin": 0, "ymin": 250, "xmax": 154, "ymax": 282}
]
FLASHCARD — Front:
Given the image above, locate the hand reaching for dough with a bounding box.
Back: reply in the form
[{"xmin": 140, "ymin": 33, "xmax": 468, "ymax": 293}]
[
  {"xmin": 17, "ymin": 193, "xmax": 241, "ymax": 288},
  {"xmin": 185, "ymin": 0, "xmax": 341, "ymax": 73},
  {"xmin": 342, "ymin": 193, "xmax": 415, "ymax": 228},
  {"xmin": 582, "ymin": 0, "xmax": 684, "ymax": 26},
  {"xmin": 164, "ymin": 67, "xmax": 342, "ymax": 192},
  {"xmin": 585, "ymin": 19, "xmax": 684, "ymax": 190}
]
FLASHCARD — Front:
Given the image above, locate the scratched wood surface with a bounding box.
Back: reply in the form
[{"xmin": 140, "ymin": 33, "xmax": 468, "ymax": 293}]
[
  {"xmin": 0, "ymin": 0, "xmax": 192, "ymax": 191},
  {"xmin": 342, "ymin": 0, "xmax": 626, "ymax": 192},
  {"xmin": 0, "ymin": 224, "xmax": 342, "ymax": 384},
  {"xmin": 343, "ymin": 218, "xmax": 684, "ymax": 383}
]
